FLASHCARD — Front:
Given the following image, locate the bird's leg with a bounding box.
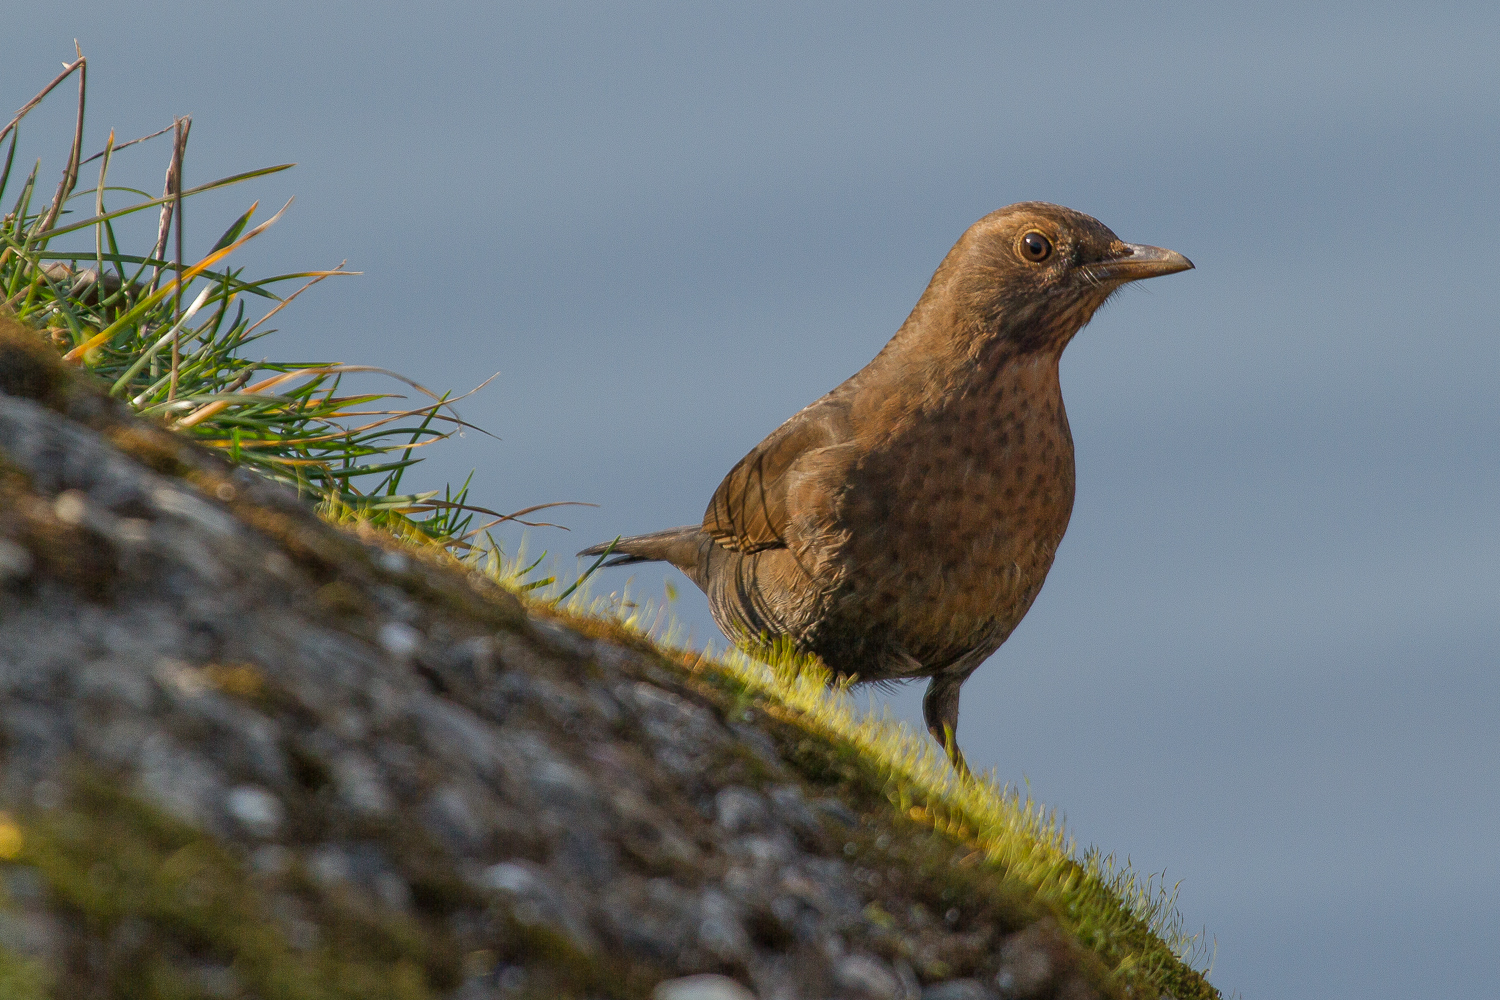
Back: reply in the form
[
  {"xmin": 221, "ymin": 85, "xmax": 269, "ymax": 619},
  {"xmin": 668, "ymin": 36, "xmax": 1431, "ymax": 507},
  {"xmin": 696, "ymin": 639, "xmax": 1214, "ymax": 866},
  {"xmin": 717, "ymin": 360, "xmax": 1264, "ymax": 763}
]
[
  {"xmin": 941, "ymin": 724, "xmax": 972, "ymax": 780},
  {"xmin": 923, "ymin": 674, "xmax": 972, "ymax": 779}
]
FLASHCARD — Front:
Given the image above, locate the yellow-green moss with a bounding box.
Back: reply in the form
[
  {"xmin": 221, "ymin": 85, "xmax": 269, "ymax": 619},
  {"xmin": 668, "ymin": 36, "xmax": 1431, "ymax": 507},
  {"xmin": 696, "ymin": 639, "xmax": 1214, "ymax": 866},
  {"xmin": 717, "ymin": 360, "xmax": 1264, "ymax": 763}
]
[
  {"xmin": 0, "ymin": 946, "xmax": 50, "ymax": 1000},
  {"xmin": 15, "ymin": 771, "xmax": 451, "ymax": 1000},
  {"xmin": 4, "ymin": 768, "xmax": 674, "ymax": 1000}
]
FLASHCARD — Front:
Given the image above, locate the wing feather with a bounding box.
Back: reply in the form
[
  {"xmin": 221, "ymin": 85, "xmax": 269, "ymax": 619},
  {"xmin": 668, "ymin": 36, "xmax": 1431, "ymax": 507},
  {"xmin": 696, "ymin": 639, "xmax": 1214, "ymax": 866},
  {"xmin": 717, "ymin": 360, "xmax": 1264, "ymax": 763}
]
[{"xmin": 703, "ymin": 402, "xmax": 852, "ymax": 553}]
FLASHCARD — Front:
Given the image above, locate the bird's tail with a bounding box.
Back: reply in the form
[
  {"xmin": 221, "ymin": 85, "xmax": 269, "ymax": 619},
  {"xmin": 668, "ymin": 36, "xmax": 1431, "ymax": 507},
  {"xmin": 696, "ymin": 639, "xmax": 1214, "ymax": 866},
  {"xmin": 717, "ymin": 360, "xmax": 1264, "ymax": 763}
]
[{"xmin": 578, "ymin": 526, "xmax": 708, "ymax": 573}]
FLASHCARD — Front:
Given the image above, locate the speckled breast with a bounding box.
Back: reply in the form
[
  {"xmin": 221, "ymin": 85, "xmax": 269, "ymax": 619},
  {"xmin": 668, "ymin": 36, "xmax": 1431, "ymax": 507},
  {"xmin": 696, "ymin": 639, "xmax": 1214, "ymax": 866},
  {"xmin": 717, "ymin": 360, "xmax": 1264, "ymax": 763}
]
[{"xmin": 813, "ymin": 360, "xmax": 1077, "ymax": 679}]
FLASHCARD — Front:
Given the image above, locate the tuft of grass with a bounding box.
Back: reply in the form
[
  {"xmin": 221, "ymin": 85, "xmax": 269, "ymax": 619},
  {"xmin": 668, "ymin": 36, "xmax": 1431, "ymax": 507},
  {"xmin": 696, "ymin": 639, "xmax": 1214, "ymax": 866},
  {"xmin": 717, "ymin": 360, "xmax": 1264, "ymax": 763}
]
[{"xmin": 0, "ymin": 53, "xmax": 569, "ymax": 560}]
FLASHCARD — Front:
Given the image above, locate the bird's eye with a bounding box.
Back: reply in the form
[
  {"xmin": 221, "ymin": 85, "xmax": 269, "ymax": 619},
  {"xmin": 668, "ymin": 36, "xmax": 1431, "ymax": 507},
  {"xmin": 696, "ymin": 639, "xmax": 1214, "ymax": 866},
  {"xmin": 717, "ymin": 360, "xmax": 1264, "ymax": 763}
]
[{"xmin": 1020, "ymin": 231, "xmax": 1052, "ymax": 263}]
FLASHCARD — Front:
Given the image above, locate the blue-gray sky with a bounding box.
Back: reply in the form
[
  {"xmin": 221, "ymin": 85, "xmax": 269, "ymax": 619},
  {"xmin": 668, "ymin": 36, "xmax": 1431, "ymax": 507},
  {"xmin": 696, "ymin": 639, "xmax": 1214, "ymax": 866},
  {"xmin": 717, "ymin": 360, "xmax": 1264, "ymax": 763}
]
[{"xmin": 7, "ymin": 5, "xmax": 1498, "ymax": 997}]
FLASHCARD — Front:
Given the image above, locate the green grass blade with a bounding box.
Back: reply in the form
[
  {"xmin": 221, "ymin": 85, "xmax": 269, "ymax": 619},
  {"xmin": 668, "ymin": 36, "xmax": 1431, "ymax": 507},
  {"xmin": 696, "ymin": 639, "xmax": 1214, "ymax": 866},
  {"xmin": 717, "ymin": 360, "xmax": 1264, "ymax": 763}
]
[{"xmin": 28, "ymin": 163, "xmax": 293, "ymax": 241}]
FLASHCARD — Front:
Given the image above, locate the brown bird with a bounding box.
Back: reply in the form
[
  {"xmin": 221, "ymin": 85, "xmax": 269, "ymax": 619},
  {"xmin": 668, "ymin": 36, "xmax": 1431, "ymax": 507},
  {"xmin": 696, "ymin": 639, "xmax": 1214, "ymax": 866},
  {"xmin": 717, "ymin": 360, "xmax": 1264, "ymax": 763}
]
[{"xmin": 582, "ymin": 203, "xmax": 1192, "ymax": 770}]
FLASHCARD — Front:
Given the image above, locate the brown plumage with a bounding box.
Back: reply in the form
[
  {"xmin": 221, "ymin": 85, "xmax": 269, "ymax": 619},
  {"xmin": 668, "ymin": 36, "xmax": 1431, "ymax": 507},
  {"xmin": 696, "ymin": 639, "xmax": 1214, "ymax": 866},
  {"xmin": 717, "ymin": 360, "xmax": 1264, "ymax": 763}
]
[{"xmin": 582, "ymin": 203, "xmax": 1192, "ymax": 769}]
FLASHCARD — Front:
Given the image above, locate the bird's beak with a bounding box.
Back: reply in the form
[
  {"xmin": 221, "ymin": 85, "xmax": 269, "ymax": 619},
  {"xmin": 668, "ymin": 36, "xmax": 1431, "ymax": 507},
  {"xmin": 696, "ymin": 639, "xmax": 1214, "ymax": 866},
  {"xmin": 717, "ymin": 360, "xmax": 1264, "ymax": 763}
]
[{"xmin": 1086, "ymin": 243, "xmax": 1194, "ymax": 282}]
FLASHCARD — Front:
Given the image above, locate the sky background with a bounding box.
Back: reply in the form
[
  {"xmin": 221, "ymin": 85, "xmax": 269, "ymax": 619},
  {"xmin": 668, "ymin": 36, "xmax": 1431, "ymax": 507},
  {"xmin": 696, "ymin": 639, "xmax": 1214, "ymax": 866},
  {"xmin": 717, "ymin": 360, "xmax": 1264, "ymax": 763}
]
[{"xmin": 6, "ymin": 4, "xmax": 1498, "ymax": 997}]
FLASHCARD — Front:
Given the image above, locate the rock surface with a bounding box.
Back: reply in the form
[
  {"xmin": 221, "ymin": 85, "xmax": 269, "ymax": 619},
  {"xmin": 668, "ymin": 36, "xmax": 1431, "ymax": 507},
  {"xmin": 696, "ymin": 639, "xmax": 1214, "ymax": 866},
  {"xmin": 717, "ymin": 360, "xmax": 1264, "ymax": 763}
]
[{"xmin": 0, "ymin": 316, "xmax": 1122, "ymax": 998}]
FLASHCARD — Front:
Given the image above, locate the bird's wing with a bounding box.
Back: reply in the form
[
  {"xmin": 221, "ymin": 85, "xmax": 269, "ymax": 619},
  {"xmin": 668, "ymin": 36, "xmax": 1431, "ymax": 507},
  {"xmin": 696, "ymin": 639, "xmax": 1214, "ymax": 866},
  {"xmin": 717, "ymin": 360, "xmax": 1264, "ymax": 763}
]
[{"xmin": 703, "ymin": 402, "xmax": 853, "ymax": 554}]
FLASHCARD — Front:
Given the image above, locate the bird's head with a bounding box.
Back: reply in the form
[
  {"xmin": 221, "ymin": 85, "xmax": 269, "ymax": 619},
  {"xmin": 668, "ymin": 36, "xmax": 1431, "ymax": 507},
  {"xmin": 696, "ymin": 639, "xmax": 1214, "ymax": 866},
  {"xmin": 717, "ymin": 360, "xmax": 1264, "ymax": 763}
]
[{"xmin": 932, "ymin": 202, "xmax": 1193, "ymax": 355}]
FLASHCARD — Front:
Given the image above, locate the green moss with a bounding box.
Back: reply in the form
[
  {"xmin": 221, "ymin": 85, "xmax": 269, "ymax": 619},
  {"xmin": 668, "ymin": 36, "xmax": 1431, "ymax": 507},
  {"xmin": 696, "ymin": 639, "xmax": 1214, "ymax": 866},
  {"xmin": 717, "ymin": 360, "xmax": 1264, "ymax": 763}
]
[
  {"xmin": 16, "ymin": 770, "xmax": 453, "ymax": 1000},
  {"xmin": 0, "ymin": 946, "xmax": 50, "ymax": 1000},
  {"xmin": 0, "ymin": 855, "xmax": 51, "ymax": 1000},
  {"xmin": 8, "ymin": 769, "xmax": 671, "ymax": 1000},
  {"xmin": 488, "ymin": 913, "xmax": 660, "ymax": 1000}
]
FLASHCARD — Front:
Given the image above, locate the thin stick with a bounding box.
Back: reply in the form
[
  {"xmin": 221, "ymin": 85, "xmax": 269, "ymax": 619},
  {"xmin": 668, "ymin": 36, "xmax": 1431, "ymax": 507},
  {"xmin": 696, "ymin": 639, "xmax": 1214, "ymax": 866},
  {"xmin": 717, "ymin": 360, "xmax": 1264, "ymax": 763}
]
[
  {"xmin": 33, "ymin": 52, "xmax": 86, "ymax": 242},
  {"xmin": 79, "ymin": 121, "xmax": 174, "ymax": 166},
  {"xmin": 167, "ymin": 116, "xmax": 189, "ymax": 400},
  {"xmin": 150, "ymin": 116, "xmax": 190, "ymax": 292},
  {"xmin": 95, "ymin": 129, "xmax": 114, "ymax": 285},
  {"xmin": 0, "ymin": 55, "xmax": 85, "ymax": 148}
]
